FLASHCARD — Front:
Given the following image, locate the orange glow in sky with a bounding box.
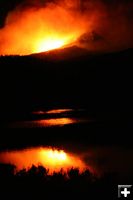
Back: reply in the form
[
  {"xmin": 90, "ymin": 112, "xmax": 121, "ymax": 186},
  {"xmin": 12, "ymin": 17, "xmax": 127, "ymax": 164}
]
[
  {"xmin": 34, "ymin": 37, "xmax": 71, "ymax": 53},
  {"xmin": 0, "ymin": 4, "xmax": 89, "ymax": 55}
]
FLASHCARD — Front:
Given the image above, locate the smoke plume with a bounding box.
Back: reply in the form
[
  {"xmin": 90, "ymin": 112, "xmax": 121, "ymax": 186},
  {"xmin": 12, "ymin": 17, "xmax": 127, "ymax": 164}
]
[{"xmin": 0, "ymin": 0, "xmax": 133, "ymax": 55}]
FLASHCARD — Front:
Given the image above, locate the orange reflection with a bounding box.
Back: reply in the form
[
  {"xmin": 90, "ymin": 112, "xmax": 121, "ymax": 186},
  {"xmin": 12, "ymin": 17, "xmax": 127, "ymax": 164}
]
[
  {"xmin": 9, "ymin": 117, "xmax": 87, "ymax": 128},
  {"xmin": 35, "ymin": 118, "xmax": 75, "ymax": 127},
  {"xmin": 32, "ymin": 109, "xmax": 74, "ymax": 115},
  {"xmin": 0, "ymin": 147, "xmax": 87, "ymax": 173},
  {"xmin": 46, "ymin": 109, "xmax": 74, "ymax": 114}
]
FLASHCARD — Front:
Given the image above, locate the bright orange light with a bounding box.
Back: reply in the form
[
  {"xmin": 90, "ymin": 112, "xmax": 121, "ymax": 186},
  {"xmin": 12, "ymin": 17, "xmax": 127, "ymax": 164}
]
[
  {"xmin": 39, "ymin": 148, "xmax": 86, "ymax": 172},
  {"xmin": 9, "ymin": 117, "xmax": 88, "ymax": 128},
  {"xmin": 46, "ymin": 109, "xmax": 74, "ymax": 114},
  {"xmin": 47, "ymin": 150, "xmax": 67, "ymax": 161},
  {"xmin": 35, "ymin": 38, "xmax": 65, "ymax": 53},
  {"xmin": 0, "ymin": 3, "xmax": 89, "ymax": 55},
  {"xmin": 32, "ymin": 109, "xmax": 74, "ymax": 115},
  {"xmin": 39, "ymin": 149, "xmax": 69, "ymax": 169},
  {"xmin": 41, "ymin": 149, "xmax": 67, "ymax": 164},
  {"xmin": 36, "ymin": 118, "xmax": 75, "ymax": 127},
  {"xmin": 0, "ymin": 147, "xmax": 88, "ymax": 174}
]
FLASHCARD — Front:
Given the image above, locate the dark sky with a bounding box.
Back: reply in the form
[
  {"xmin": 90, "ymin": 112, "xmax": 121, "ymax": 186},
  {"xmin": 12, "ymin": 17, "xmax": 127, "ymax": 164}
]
[
  {"xmin": 0, "ymin": 0, "xmax": 23, "ymax": 27},
  {"xmin": 0, "ymin": 1, "xmax": 56, "ymax": 26}
]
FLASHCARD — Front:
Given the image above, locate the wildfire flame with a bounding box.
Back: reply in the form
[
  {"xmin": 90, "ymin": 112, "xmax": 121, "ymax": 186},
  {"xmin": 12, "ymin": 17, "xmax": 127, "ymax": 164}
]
[
  {"xmin": 36, "ymin": 39, "xmax": 65, "ymax": 53},
  {"xmin": 0, "ymin": 0, "xmax": 132, "ymax": 55},
  {"xmin": 0, "ymin": 3, "xmax": 89, "ymax": 55}
]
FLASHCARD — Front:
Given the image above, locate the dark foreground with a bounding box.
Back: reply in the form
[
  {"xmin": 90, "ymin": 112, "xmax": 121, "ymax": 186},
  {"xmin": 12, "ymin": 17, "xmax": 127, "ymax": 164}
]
[
  {"xmin": 1, "ymin": 163, "xmax": 130, "ymax": 200},
  {"xmin": 0, "ymin": 47, "xmax": 133, "ymax": 199},
  {"xmin": 0, "ymin": 47, "xmax": 133, "ymax": 148}
]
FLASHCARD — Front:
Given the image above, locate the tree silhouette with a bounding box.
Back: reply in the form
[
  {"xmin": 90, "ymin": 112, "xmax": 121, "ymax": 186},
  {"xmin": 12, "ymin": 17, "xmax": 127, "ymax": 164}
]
[{"xmin": 0, "ymin": 163, "xmax": 132, "ymax": 200}]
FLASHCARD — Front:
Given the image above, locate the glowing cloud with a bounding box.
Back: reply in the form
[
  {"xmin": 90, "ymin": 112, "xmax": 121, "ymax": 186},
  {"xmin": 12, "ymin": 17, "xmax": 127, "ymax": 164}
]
[
  {"xmin": 0, "ymin": 0, "xmax": 132, "ymax": 55},
  {"xmin": 0, "ymin": 2, "xmax": 89, "ymax": 55}
]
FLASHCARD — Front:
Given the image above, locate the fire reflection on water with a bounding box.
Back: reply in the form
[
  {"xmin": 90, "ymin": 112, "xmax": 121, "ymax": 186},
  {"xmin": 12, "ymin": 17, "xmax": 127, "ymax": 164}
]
[
  {"xmin": 0, "ymin": 147, "xmax": 89, "ymax": 174},
  {"xmin": 32, "ymin": 109, "xmax": 77, "ymax": 115},
  {"xmin": 35, "ymin": 118, "xmax": 76, "ymax": 127},
  {"xmin": 10, "ymin": 118, "xmax": 77, "ymax": 128}
]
